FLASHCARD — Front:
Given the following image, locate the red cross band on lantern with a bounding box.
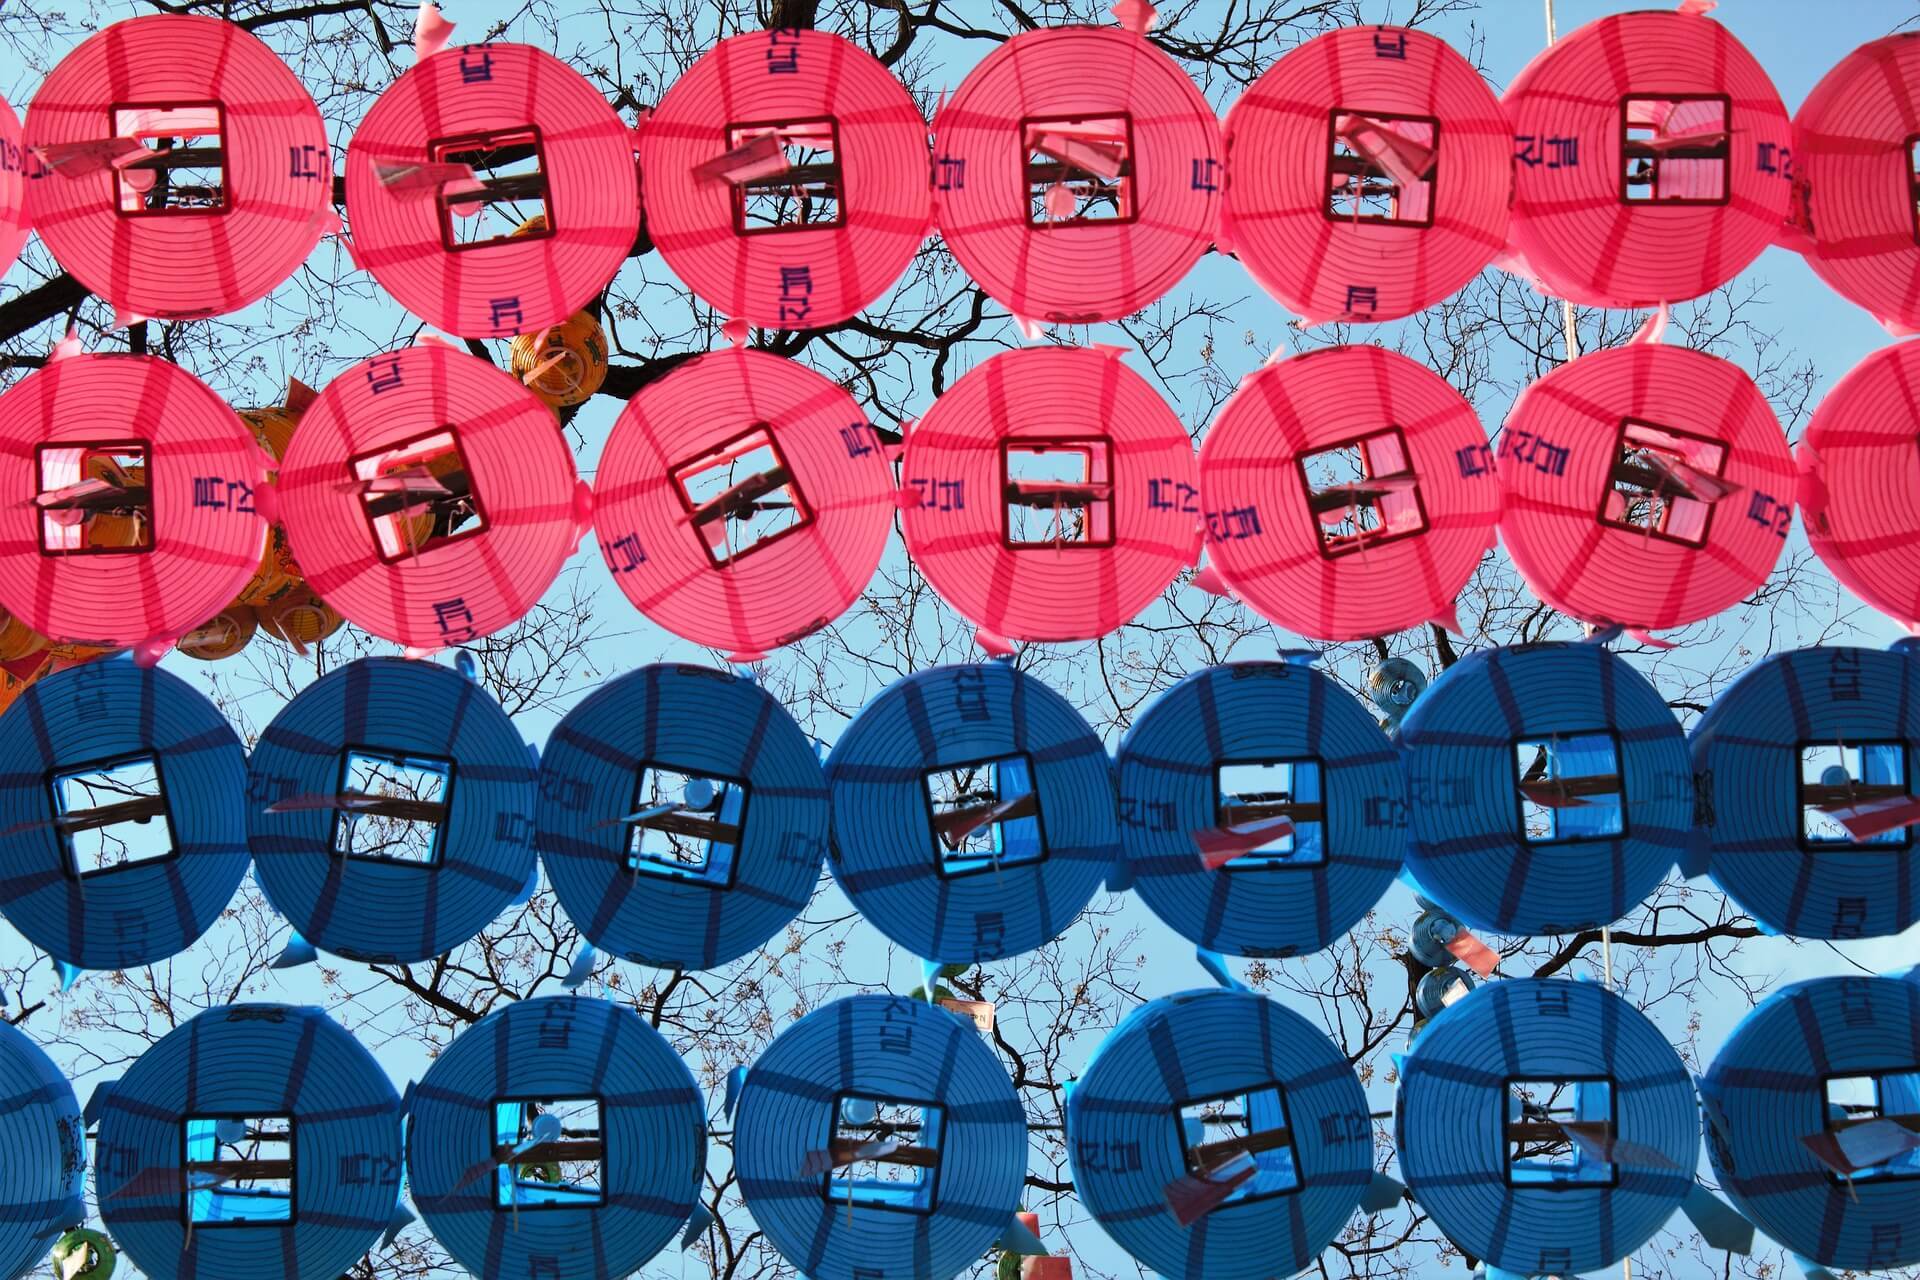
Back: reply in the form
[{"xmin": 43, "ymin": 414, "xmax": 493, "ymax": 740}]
[
  {"xmin": 1219, "ymin": 25, "xmax": 1510, "ymax": 327},
  {"xmin": 343, "ymin": 41, "xmax": 640, "ymax": 339},
  {"xmin": 932, "ymin": 24, "xmax": 1222, "ymax": 329},
  {"xmin": 0, "ymin": 94, "xmax": 29, "ymax": 280},
  {"xmin": 1790, "ymin": 35, "xmax": 1920, "ymax": 334},
  {"xmin": 1502, "ymin": 5, "xmax": 1792, "ymax": 308},
  {"xmin": 0, "ymin": 352, "xmax": 266, "ymax": 653},
  {"xmin": 900, "ymin": 345, "xmax": 1200, "ymax": 644},
  {"xmin": 1197, "ymin": 345, "xmax": 1499, "ymax": 641},
  {"xmin": 591, "ymin": 346, "xmax": 894, "ymax": 662},
  {"xmin": 1497, "ymin": 342, "xmax": 1794, "ymax": 634},
  {"xmin": 21, "ymin": 15, "xmax": 334, "ymax": 322},
  {"xmin": 271, "ymin": 341, "xmax": 586, "ymax": 650},
  {"xmin": 639, "ymin": 28, "xmax": 933, "ymax": 331},
  {"xmin": 1798, "ymin": 341, "xmax": 1920, "ymax": 629}
]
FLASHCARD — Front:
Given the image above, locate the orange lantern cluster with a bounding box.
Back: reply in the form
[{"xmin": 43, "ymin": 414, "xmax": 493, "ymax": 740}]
[{"xmin": 173, "ymin": 379, "xmax": 346, "ymax": 663}]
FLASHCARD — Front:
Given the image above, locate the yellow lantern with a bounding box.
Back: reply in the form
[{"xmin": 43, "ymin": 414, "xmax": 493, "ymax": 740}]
[
  {"xmin": 257, "ymin": 589, "xmax": 345, "ymax": 652},
  {"xmin": 509, "ymin": 310, "xmax": 609, "ymax": 408},
  {"xmin": 176, "ymin": 607, "xmax": 258, "ymax": 662}
]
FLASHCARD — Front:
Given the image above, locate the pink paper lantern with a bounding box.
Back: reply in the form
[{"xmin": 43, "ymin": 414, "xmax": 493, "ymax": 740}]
[{"xmin": 23, "ymin": 15, "xmax": 333, "ymax": 320}]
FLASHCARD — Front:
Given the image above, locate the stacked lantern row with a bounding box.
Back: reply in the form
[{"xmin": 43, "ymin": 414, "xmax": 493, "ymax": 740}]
[
  {"xmin": 3, "ymin": 332, "xmax": 1916, "ymax": 668},
  {"xmin": 3, "ymin": 639, "xmax": 1914, "ymax": 988},
  {"xmin": 0, "ymin": 976, "xmax": 1914, "ymax": 1280},
  {"xmin": 3, "ymin": 11, "xmax": 1920, "ymax": 340}
]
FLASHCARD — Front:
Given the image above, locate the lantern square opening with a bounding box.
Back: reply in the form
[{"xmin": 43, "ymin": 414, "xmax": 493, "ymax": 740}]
[
  {"xmin": 1023, "ymin": 114, "xmax": 1136, "ymax": 225},
  {"xmin": 183, "ymin": 1113, "xmax": 293, "ymax": 1225},
  {"xmin": 35, "ymin": 441, "xmax": 153, "ymax": 555},
  {"xmin": 671, "ymin": 424, "xmax": 813, "ymax": 567},
  {"xmin": 1211, "ymin": 759, "xmax": 1324, "ymax": 867},
  {"xmin": 1799, "ymin": 741, "xmax": 1913, "ymax": 849},
  {"xmin": 112, "ymin": 102, "xmax": 227, "ymax": 216},
  {"xmin": 350, "ymin": 428, "xmax": 487, "ymax": 564},
  {"xmin": 492, "ymin": 1097, "xmax": 605, "ymax": 1209},
  {"xmin": 1514, "ymin": 732, "xmax": 1625, "ymax": 844},
  {"xmin": 1175, "ymin": 1084, "xmax": 1301, "ymax": 1209},
  {"xmin": 1507, "ymin": 1077, "xmax": 1617, "ymax": 1187},
  {"xmin": 429, "ymin": 125, "xmax": 552, "ymax": 251},
  {"xmin": 922, "ymin": 754, "xmax": 1045, "ymax": 878},
  {"xmin": 1600, "ymin": 418, "xmax": 1730, "ymax": 548},
  {"xmin": 1296, "ymin": 427, "xmax": 1426, "ymax": 558},
  {"xmin": 725, "ymin": 118, "xmax": 843, "ymax": 234},
  {"xmin": 331, "ymin": 747, "xmax": 452, "ymax": 867},
  {"xmin": 823, "ymin": 1094, "xmax": 943, "ymax": 1214},
  {"xmin": 1325, "ymin": 109, "xmax": 1437, "ymax": 227},
  {"xmin": 1621, "ymin": 96, "xmax": 1730, "ymax": 205},
  {"xmin": 1822, "ymin": 1072, "xmax": 1920, "ymax": 1184},
  {"xmin": 1001, "ymin": 438, "xmax": 1114, "ymax": 548},
  {"xmin": 52, "ymin": 753, "xmax": 175, "ymax": 879},
  {"xmin": 624, "ymin": 763, "xmax": 747, "ymax": 889}
]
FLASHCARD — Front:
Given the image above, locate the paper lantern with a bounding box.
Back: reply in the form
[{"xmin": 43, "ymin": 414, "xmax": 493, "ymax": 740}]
[
  {"xmin": 1798, "ymin": 341, "xmax": 1920, "ymax": 627},
  {"xmin": 538, "ymin": 664, "xmax": 826, "ymax": 970},
  {"xmin": 1503, "ymin": 8, "xmax": 1792, "ymax": 306},
  {"xmin": 1220, "ymin": 26, "xmax": 1510, "ymax": 325},
  {"xmin": 1497, "ymin": 343, "xmax": 1793, "ymax": 632},
  {"xmin": 248, "ymin": 656, "xmax": 537, "ymax": 964},
  {"xmin": 23, "ymin": 15, "xmax": 332, "ymax": 319},
  {"xmin": 92, "ymin": 1005, "xmax": 402, "ymax": 1280},
  {"xmin": 593, "ymin": 347, "xmax": 892, "ymax": 660},
  {"xmin": 1068, "ymin": 989, "xmax": 1373, "ymax": 1280},
  {"xmin": 933, "ymin": 25, "xmax": 1221, "ymax": 325},
  {"xmin": 508, "ymin": 308, "xmax": 608, "ymax": 408},
  {"xmin": 1399, "ymin": 979, "xmax": 1696, "ymax": 1276},
  {"xmin": 734, "ymin": 995, "xmax": 1025, "ymax": 1280},
  {"xmin": 1690, "ymin": 645, "xmax": 1920, "ymax": 940},
  {"xmin": 1792, "ymin": 34, "xmax": 1920, "ymax": 332},
  {"xmin": 640, "ymin": 29, "xmax": 931, "ymax": 329},
  {"xmin": 1398, "ymin": 641, "xmax": 1692, "ymax": 936},
  {"xmin": 824, "ymin": 662, "xmax": 1118, "ymax": 964},
  {"xmin": 254, "ymin": 588, "xmax": 344, "ymax": 651},
  {"xmin": 175, "ymin": 605, "xmax": 256, "ymax": 661},
  {"xmin": 1198, "ymin": 345, "xmax": 1498, "ymax": 640},
  {"xmin": 407, "ymin": 997, "xmax": 705, "ymax": 1280},
  {"xmin": 1115, "ymin": 661, "xmax": 1403, "ymax": 958},
  {"xmin": 344, "ymin": 41, "xmax": 640, "ymax": 337},
  {"xmin": 0, "ymin": 1020, "xmax": 84, "ymax": 1280},
  {"xmin": 1703, "ymin": 976, "xmax": 1920, "ymax": 1271},
  {"xmin": 275, "ymin": 343, "xmax": 583, "ymax": 650},
  {"xmin": 0, "ymin": 662, "xmax": 250, "ymax": 972},
  {"xmin": 901, "ymin": 346, "xmax": 1199, "ymax": 643},
  {"xmin": 0, "ymin": 353, "xmax": 266, "ymax": 650},
  {"xmin": 0, "ymin": 94, "xmax": 29, "ymax": 282}
]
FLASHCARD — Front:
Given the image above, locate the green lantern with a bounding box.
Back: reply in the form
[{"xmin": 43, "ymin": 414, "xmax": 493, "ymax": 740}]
[{"xmin": 50, "ymin": 1228, "xmax": 116, "ymax": 1280}]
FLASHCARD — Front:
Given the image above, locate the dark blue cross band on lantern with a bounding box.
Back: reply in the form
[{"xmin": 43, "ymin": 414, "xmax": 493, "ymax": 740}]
[
  {"xmin": 405, "ymin": 995, "xmax": 707, "ymax": 1280},
  {"xmin": 1065, "ymin": 988, "xmax": 1377, "ymax": 1280},
  {"xmin": 536, "ymin": 664, "xmax": 827, "ymax": 971},
  {"xmin": 1114, "ymin": 662, "xmax": 1405, "ymax": 959},
  {"xmin": 823, "ymin": 662, "xmax": 1119, "ymax": 964},
  {"xmin": 1689, "ymin": 645, "xmax": 1920, "ymax": 940},
  {"xmin": 733, "ymin": 995, "xmax": 1027, "ymax": 1280},
  {"xmin": 0, "ymin": 660, "xmax": 250, "ymax": 975},
  {"xmin": 90, "ymin": 1004, "xmax": 404, "ymax": 1280},
  {"xmin": 0, "ymin": 1018, "xmax": 85, "ymax": 1280},
  {"xmin": 1703, "ymin": 975, "xmax": 1920, "ymax": 1272},
  {"xmin": 1396, "ymin": 978, "xmax": 1698, "ymax": 1277},
  {"xmin": 1397, "ymin": 641, "xmax": 1694, "ymax": 936},
  {"xmin": 246, "ymin": 656, "xmax": 538, "ymax": 964}
]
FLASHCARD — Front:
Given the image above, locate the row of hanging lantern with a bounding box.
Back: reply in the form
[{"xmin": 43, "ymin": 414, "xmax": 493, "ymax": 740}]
[
  {"xmin": 3, "ymin": 974, "xmax": 1913, "ymax": 1280},
  {"xmin": 1, "ymin": 325, "xmax": 1911, "ymax": 670},
  {"xmin": 3, "ymin": 635, "xmax": 1912, "ymax": 995},
  {"xmin": 3, "ymin": 4, "xmax": 1915, "ymax": 335}
]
